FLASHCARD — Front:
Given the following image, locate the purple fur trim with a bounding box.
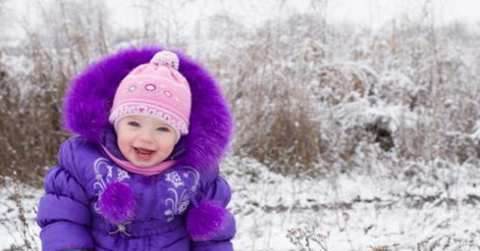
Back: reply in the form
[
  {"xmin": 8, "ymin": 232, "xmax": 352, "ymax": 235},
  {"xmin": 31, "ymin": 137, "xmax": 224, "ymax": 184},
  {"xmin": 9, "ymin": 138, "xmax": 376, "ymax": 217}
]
[
  {"xmin": 97, "ymin": 181, "xmax": 136, "ymax": 224},
  {"xmin": 186, "ymin": 200, "xmax": 228, "ymax": 241},
  {"xmin": 63, "ymin": 46, "xmax": 233, "ymax": 179}
]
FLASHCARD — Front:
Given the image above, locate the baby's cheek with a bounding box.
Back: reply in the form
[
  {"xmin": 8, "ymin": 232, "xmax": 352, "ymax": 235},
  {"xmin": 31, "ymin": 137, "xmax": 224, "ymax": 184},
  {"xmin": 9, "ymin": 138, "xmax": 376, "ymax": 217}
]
[{"xmin": 117, "ymin": 137, "xmax": 133, "ymax": 159}]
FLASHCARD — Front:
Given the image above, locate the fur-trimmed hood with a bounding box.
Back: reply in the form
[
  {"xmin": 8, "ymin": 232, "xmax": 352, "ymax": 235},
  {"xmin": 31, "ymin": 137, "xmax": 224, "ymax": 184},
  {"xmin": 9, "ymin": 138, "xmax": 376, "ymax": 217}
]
[{"xmin": 62, "ymin": 46, "xmax": 233, "ymax": 178}]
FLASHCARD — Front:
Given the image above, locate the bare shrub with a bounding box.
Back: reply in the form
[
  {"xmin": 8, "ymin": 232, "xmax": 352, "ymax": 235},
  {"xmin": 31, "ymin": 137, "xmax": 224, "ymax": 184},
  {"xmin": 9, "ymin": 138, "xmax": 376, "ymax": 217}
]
[
  {"xmin": 212, "ymin": 31, "xmax": 324, "ymax": 175},
  {"xmin": 131, "ymin": 0, "xmax": 190, "ymax": 49},
  {"xmin": 0, "ymin": 0, "xmax": 113, "ymax": 186},
  {"xmin": 417, "ymin": 234, "xmax": 480, "ymax": 251},
  {"xmin": 237, "ymin": 80, "xmax": 322, "ymax": 175},
  {"xmin": 0, "ymin": 50, "xmax": 65, "ymax": 186},
  {"xmin": 287, "ymin": 223, "xmax": 328, "ymax": 251},
  {"xmin": 0, "ymin": 176, "xmax": 39, "ymax": 250}
]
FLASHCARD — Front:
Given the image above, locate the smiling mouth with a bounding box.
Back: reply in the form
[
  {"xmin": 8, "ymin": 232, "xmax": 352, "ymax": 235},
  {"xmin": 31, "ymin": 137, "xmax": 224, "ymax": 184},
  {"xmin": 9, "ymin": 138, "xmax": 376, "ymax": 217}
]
[{"xmin": 134, "ymin": 147, "xmax": 155, "ymax": 160}]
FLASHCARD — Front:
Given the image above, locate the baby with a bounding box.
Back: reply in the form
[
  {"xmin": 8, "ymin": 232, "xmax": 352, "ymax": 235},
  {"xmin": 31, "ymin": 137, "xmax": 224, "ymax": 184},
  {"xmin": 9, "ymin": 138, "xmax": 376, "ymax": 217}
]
[{"xmin": 37, "ymin": 48, "xmax": 236, "ymax": 251}]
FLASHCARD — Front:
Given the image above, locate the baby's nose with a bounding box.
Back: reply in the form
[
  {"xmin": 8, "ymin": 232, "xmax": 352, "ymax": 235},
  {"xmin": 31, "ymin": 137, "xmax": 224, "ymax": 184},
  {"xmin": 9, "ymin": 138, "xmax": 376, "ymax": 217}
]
[{"xmin": 138, "ymin": 128, "xmax": 155, "ymax": 142}]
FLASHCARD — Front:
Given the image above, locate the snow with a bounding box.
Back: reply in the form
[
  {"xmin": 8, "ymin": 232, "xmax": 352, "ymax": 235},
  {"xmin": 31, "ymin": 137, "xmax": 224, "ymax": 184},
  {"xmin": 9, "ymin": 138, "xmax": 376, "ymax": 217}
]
[
  {"xmin": 0, "ymin": 179, "xmax": 42, "ymax": 250},
  {"xmin": 224, "ymin": 156, "xmax": 480, "ymax": 251},
  {"xmin": 1, "ymin": 156, "xmax": 480, "ymax": 251}
]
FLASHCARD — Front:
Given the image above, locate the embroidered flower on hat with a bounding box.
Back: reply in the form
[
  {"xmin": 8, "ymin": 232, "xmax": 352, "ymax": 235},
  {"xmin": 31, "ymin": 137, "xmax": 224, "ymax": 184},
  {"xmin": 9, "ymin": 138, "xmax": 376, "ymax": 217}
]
[
  {"xmin": 128, "ymin": 85, "xmax": 137, "ymax": 92},
  {"xmin": 145, "ymin": 83, "xmax": 156, "ymax": 92}
]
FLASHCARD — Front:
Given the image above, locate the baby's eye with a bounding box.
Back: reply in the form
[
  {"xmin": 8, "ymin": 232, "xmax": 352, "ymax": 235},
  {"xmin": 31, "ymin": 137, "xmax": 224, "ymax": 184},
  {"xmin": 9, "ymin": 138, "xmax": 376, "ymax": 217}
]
[
  {"xmin": 157, "ymin": 126, "xmax": 171, "ymax": 132},
  {"xmin": 128, "ymin": 121, "xmax": 140, "ymax": 127}
]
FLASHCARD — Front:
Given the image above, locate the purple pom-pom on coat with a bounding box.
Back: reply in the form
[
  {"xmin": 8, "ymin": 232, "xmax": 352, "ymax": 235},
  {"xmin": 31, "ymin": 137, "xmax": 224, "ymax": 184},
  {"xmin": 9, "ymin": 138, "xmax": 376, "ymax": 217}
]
[
  {"xmin": 97, "ymin": 181, "xmax": 136, "ymax": 224},
  {"xmin": 186, "ymin": 200, "xmax": 230, "ymax": 241}
]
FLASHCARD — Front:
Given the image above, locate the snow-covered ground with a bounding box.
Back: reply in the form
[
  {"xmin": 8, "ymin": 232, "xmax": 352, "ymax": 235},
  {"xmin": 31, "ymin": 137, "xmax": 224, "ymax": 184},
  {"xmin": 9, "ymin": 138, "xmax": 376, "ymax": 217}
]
[
  {"xmin": 0, "ymin": 180, "xmax": 41, "ymax": 250},
  {"xmin": 1, "ymin": 156, "xmax": 479, "ymax": 251},
  {"xmin": 225, "ymin": 157, "xmax": 480, "ymax": 251}
]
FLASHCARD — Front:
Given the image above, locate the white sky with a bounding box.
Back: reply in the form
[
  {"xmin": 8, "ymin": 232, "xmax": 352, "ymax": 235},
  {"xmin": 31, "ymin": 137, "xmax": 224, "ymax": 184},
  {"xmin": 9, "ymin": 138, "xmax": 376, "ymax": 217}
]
[
  {"xmin": 104, "ymin": 0, "xmax": 480, "ymax": 32},
  {"xmin": 4, "ymin": 0, "xmax": 480, "ymax": 40}
]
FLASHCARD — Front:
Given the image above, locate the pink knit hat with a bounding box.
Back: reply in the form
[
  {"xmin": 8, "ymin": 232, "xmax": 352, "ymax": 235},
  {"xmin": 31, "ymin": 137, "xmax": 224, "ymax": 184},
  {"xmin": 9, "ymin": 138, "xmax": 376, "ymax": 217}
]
[{"xmin": 109, "ymin": 50, "xmax": 191, "ymax": 138}]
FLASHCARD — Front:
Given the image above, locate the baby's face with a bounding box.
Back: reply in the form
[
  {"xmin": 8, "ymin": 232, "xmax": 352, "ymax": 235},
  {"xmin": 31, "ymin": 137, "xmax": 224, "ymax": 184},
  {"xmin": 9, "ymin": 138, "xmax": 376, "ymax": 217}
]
[{"xmin": 116, "ymin": 115, "xmax": 178, "ymax": 168}]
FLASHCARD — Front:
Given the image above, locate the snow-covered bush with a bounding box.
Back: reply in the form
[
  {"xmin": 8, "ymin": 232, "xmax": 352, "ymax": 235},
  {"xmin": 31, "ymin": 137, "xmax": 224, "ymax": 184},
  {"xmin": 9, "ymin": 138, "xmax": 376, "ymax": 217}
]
[{"xmin": 2, "ymin": 0, "xmax": 480, "ymax": 183}]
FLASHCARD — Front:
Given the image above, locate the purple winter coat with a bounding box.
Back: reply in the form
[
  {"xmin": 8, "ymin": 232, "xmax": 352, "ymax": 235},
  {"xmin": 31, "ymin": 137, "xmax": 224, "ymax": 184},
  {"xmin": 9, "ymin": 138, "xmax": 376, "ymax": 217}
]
[{"xmin": 36, "ymin": 47, "xmax": 236, "ymax": 251}]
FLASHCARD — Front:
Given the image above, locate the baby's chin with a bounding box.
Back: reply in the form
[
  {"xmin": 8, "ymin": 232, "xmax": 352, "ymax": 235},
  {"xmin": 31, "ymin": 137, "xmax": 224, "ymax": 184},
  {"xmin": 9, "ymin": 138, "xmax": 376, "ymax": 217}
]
[{"xmin": 129, "ymin": 158, "xmax": 164, "ymax": 168}]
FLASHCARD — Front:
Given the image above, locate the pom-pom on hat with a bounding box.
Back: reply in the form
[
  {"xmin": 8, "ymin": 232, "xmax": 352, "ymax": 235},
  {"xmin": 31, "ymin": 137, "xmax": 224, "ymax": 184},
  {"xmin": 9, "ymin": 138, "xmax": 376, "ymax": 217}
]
[{"xmin": 109, "ymin": 50, "xmax": 191, "ymax": 139}]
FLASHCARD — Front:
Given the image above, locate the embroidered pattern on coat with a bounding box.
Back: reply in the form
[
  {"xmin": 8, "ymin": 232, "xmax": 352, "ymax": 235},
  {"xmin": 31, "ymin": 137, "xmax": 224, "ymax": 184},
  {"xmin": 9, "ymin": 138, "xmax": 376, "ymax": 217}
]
[
  {"xmin": 165, "ymin": 171, "xmax": 184, "ymax": 188},
  {"xmin": 92, "ymin": 157, "xmax": 130, "ymax": 212},
  {"xmin": 164, "ymin": 167, "xmax": 200, "ymax": 222}
]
